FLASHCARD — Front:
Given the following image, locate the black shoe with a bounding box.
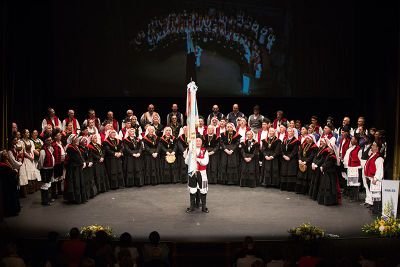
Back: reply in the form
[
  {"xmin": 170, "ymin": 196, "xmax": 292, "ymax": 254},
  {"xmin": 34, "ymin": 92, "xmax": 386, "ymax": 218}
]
[
  {"xmin": 202, "ymin": 208, "xmax": 209, "ymax": 213},
  {"xmin": 186, "ymin": 207, "xmax": 194, "ymax": 213}
]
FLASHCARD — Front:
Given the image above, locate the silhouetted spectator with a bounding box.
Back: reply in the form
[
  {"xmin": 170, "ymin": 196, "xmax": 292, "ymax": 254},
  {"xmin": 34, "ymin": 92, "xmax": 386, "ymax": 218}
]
[
  {"xmin": 1, "ymin": 242, "xmax": 26, "ymax": 267},
  {"xmin": 115, "ymin": 232, "xmax": 139, "ymax": 266},
  {"xmin": 81, "ymin": 257, "xmax": 96, "ymax": 267},
  {"xmin": 297, "ymin": 246, "xmax": 320, "ymax": 267},
  {"xmin": 234, "ymin": 236, "xmax": 266, "ymax": 267},
  {"xmin": 90, "ymin": 230, "xmax": 114, "ymax": 267},
  {"xmin": 142, "ymin": 231, "xmax": 170, "ymax": 267},
  {"xmin": 116, "ymin": 249, "xmax": 135, "ymax": 267},
  {"xmin": 42, "ymin": 231, "xmax": 60, "ymax": 267},
  {"xmin": 60, "ymin": 227, "xmax": 86, "ymax": 267}
]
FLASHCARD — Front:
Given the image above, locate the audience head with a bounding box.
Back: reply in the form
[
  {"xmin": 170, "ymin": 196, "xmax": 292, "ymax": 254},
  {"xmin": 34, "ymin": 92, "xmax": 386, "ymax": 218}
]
[
  {"xmin": 149, "ymin": 231, "xmax": 161, "ymax": 245},
  {"xmin": 69, "ymin": 227, "xmax": 81, "ymax": 239},
  {"xmin": 119, "ymin": 232, "xmax": 133, "ymax": 247}
]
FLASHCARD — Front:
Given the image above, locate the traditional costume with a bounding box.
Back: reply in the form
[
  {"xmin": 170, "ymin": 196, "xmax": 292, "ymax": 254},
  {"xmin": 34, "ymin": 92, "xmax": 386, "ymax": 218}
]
[
  {"xmin": 0, "ymin": 158, "xmax": 20, "ymax": 216},
  {"xmin": 280, "ymin": 136, "xmax": 300, "ymax": 191},
  {"xmin": 88, "ymin": 136, "xmax": 110, "ymax": 193},
  {"xmin": 64, "ymin": 135, "xmax": 87, "ymax": 204},
  {"xmin": 38, "ymin": 142, "xmax": 55, "ymax": 205},
  {"xmin": 261, "ymin": 134, "xmax": 281, "ymax": 187},
  {"xmin": 20, "ymin": 138, "xmax": 40, "ymax": 194},
  {"xmin": 343, "ymin": 143, "xmax": 362, "ymax": 201},
  {"xmin": 309, "ymin": 144, "xmax": 329, "ymax": 200},
  {"xmin": 158, "ymin": 133, "xmax": 178, "ymax": 183},
  {"xmin": 317, "ymin": 148, "xmax": 341, "ymax": 206},
  {"xmin": 177, "ymin": 134, "xmax": 189, "ymax": 183},
  {"xmin": 142, "ymin": 133, "xmax": 160, "ymax": 185},
  {"xmin": 79, "ymin": 138, "xmax": 97, "ymax": 198},
  {"xmin": 102, "ymin": 132, "xmax": 125, "ymax": 189},
  {"xmin": 364, "ymin": 150, "xmax": 384, "ymax": 214},
  {"xmin": 219, "ymin": 128, "xmax": 241, "ymax": 185},
  {"xmin": 185, "ymin": 145, "xmax": 209, "ymax": 213},
  {"xmin": 239, "ymin": 138, "xmax": 260, "ymax": 188},
  {"xmin": 295, "ymin": 135, "xmax": 318, "ymax": 194},
  {"xmin": 202, "ymin": 133, "xmax": 220, "ymax": 184},
  {"xmin": 360, "ymin": 142, "xmax": 373, "ymax": 205},
  {"xmin": 122, "ymin": 133, "xmax": 144, "ymax": 187},
  {"xmin": 51, "ymin": 139, "xmax": 65, "ymax": 199}
]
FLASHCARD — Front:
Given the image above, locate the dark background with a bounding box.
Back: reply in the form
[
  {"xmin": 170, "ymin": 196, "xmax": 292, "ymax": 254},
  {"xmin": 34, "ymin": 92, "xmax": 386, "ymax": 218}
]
[{"xmin": 1, "ymin": 0, "xmax": 399, "ymax": 176}]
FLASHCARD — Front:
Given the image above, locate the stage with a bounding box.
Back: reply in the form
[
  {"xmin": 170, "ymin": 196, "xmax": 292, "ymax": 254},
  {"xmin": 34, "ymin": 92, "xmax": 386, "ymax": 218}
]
[{"xmin": 1, "ymin": 184, "xmax": 374, "ymax": 241}]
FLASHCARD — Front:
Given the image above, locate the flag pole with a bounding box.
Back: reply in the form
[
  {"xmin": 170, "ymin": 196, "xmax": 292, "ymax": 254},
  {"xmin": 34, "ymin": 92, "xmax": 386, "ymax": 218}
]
[{"xmin": 186, "ymin": 81, "xmax": 199, "ymax": 177}]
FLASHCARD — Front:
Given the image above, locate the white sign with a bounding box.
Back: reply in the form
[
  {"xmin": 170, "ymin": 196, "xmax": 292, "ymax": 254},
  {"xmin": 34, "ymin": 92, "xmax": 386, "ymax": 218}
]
[{"xmin": 381, "ymin": 180, "xmax": 400, "ymax": 218}]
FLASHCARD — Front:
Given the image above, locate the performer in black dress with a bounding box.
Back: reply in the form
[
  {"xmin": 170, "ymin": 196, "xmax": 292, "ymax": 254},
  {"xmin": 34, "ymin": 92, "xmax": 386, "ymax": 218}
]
[
  {"xmin": 158, "ymin": 127, "xmax": 178, "ymax": 183},
  {"xmin": 177, "ymin": 127, "xmax": 189, "ymax": 183},
  {"xmin": 64, "ymin": 134, "xmax": 87, "ymax": 204},
  {"xmin": 202, "ymin": 125, "xmax": 219, "ymax": 184},
  {"xmin": 239, "ymin": 131, "xmax": 260, "ymax": 188},
  {"xmin": 219, "ymin": 123, "xmax": 241, "ymax": 185},
  {"xmin": 0, "ymin": 150, "xmax": 21, "ymax": 216},
  {"xmin": 168, "ymin": 115, "xmax": 181, "ymax": 138},
  {"xmin": 261, "ymin": 128, "xmax": 281, "ymax": 187},
  {"xmin": 79, "ymin": 136, "xmax": 97, "ymax": 199},
  {"xmin": 317, "ymin": 141, "xmax": 341, "ymax": 206},
  {"xmin": 122, "ymin": 128, "xmax": 144, "ymax": 187},
  {"xmin": 88, "ymin": 134, "xmax": 110, "ymax": 193},
  {"xmin": 309, "ymin": 137, "xmax": 329, "ymax": 200},
  {"xmin": 295, "ymin": 135, "xmax": 318, "ymax": 194},
  {"xmin": 280, "ymin": 127, "xmax": 300, "ymax": 191},
  {"xmin": 102, "ymin": 130, "xmax": 124, "ymax": 189},
  {"xmin": 142, "ymin": 126, "xmax": 160, "ymax": 185}
]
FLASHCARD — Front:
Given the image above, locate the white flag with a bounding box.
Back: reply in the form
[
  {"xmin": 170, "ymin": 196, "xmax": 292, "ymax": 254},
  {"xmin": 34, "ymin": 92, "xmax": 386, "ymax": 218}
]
[{"xmin": 186, "ymin": 81, "xmax": 199, "ymax": 176}]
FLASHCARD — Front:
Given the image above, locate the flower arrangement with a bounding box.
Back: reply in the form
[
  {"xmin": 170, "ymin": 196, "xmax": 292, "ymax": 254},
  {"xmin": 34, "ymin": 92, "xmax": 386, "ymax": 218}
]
[
  {"xmin": 382, "ymin": 199, "xmax": 395, "ymax": 218},
  {"xmin": 362, "ymin": 216, "xmax": 400, "ymax": 237},
  {"xmin": 288, "ymin": 223, "xmax": 325, "ymax": 241},
  {"xmin": 80, "ymin": 224, "xmax": 114, "ymax": 240}
]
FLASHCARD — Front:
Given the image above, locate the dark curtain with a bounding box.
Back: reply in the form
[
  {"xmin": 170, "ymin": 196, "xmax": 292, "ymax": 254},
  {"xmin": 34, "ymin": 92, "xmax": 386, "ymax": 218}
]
[
  {"xmin": 288, "ymin": 1, "xmax": 355, "ymax": 98},
  {"xmin": 1, "ymin": 0, "xmax": 53, "ymax": 148}
]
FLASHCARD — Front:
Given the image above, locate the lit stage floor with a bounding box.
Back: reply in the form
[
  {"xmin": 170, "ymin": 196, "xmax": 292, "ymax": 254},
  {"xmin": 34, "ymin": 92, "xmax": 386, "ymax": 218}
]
[{"xmin": 2, "ymin": 184, "xmax": 373, "ymax": 241}]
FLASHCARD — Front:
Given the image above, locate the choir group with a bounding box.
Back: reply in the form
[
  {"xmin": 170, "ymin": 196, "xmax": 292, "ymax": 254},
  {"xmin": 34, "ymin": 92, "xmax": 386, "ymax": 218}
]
[{"xmin": 1, "ymin": 103, "xmax": 387, "ymax": 217}]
